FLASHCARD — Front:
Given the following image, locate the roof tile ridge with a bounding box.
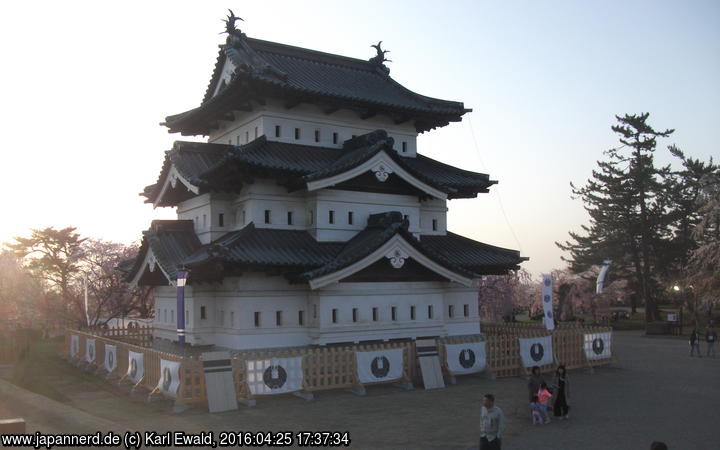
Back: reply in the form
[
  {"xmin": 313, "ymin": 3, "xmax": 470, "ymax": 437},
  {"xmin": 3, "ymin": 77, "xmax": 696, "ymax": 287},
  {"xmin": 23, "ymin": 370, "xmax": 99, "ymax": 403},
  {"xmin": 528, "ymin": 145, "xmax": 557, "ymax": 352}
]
[{"xmin": 246, "ymin": 37, "xmax": 377, "ymax": 72}]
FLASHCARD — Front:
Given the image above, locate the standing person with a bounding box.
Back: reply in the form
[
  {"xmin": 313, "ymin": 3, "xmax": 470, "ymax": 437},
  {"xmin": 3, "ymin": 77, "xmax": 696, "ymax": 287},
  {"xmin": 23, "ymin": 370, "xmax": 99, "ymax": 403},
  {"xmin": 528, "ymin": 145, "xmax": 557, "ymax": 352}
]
[
  {"xmin": 552, "ymin": 365, "xmax": 570, "ymax": 419},
  {"xmin": 537, "ymin": 382, "xmax": 553, "ymax": 424},
  {"xmin": 479, "ymin": 393, "xmax": 506, "ymax": 450},
  {"xmin": 527, "ymin": 366, "xmax": 546, "ymax": 401},
  {"xmin": 707, "ymin": 327, "xmax": 717, "ymax": 357},
  {"xmin": 690, "ymin": 329, "xmax": 703, "ymax": 357},
  {"xmin": 530, "ymin": 395, "xmax": 543, "ymax": 425}
]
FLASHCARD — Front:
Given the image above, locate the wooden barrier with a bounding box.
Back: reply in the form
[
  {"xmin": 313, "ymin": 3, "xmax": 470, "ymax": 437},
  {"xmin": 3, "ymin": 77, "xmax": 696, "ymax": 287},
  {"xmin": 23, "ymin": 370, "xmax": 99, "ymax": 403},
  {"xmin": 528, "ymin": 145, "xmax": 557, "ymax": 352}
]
[{"xmin": 63, "ymin": 323, "xmax": 614, "ymax": 411}]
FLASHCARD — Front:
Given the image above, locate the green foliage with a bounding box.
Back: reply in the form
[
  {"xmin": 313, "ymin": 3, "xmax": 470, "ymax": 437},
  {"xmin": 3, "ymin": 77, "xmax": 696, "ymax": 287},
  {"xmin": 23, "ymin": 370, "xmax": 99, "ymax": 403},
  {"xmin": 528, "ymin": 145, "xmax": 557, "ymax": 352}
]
[
  {"xmin": 6, "ymin": 227, "xmax": 85, "ymax": 298},
  {"xmin": 557, "ymin": 113, "xmax": 674, "ymax": 322}
]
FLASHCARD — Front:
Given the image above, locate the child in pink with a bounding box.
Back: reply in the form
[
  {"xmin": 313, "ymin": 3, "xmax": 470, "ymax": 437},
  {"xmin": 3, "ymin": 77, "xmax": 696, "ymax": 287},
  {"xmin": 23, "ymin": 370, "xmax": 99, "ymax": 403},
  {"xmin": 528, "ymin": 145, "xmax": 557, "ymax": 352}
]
[
  {"xmin": 537, "ymin": 382, "xmax": 553, "ymax": 424},
  {"xmin": 530, "ymin": 395, "xmax": 543, "ymax": 424}
]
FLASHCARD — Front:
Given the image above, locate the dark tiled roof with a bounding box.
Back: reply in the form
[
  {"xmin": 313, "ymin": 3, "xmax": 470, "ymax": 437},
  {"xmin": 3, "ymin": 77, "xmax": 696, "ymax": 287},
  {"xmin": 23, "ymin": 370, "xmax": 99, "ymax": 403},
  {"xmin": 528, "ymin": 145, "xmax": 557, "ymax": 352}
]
[
  {"xmin": 143, "ymin": 141, "xmax": 229, "ymax": 205},
  {"xmin": 125, "ymin": 220, "xmax": 202, "ymax": 283},
  {"xmin": 143, "ymin": 131, "xmax": 495, "ymax": 205},
  {"xmin": 127, "ymin": 212, "xmax": 525, "ymax": 285},
  {"xmin": 421, "ymin": 232, "xmax": 528, "ymax": 271},
  {"xmin": 183, "ymin": 223, "xmax": 343, "ymax": 269},
  {"xmin": 165, "ymin": 37, "xmax": 469, "ymax": 134}
]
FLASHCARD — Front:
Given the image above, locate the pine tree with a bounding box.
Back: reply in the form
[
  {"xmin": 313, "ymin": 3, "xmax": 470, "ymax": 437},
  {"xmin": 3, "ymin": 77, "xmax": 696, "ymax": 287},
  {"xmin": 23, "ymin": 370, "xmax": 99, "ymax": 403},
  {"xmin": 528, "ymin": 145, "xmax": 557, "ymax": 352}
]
[{"xmin": 557, "ymin": 113, "xmax": 673, "ymax": 322}]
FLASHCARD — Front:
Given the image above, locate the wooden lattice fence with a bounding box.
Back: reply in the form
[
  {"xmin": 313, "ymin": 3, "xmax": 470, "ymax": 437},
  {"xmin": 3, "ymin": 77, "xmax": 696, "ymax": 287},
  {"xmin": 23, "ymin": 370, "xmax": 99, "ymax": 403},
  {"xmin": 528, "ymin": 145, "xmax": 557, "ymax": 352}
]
[{"xmin": 63, "ymin": 322, "xmax": 614, "ymax": 410}]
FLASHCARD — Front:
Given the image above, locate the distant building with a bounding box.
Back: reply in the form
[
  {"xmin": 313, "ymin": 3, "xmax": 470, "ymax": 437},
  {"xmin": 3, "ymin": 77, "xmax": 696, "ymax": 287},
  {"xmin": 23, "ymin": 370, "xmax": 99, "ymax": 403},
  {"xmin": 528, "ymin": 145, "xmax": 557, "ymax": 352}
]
[{"xmin": 125, "ymin": 14, "xmax": 527, "ymax": 349}]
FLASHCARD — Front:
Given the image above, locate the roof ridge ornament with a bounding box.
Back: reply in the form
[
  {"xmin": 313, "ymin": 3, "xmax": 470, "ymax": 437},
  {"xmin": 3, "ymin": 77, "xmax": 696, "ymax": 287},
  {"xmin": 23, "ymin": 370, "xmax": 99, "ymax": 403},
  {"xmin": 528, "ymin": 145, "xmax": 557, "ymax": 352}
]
[
  {"xmin": 369, "ymin": 41, "xmax": 391, "ymax": 75},
  {"xmin": 220, "ymin": 10, "xmax": 288, "ymax": 83},
  {"xmin": 222, "ymin": 9, "xmax": 245, "ymax": 41}
]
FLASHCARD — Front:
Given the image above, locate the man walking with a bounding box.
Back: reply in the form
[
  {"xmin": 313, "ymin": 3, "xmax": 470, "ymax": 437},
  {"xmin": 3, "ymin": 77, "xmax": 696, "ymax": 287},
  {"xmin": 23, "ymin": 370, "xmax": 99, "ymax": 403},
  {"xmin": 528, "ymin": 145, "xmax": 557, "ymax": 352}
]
[
  {"xmin": 480, "ymin": 393, "xmax": 506, "ymax": 450},
  {"xmin": 690, "ymin": 329, "xmax": 702, "ymax": 357},
  {"xmin": 707, "ymin": 327, "xmax": 717, "ymax": 357}
]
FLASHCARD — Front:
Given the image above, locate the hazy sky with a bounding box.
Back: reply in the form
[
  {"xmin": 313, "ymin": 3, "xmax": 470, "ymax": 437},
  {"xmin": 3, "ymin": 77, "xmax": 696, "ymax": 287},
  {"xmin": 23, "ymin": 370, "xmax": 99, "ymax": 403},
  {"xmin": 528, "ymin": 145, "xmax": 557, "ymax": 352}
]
[{"xmin": 1, "ymin": 1, "xmax": 718, "ymax": 278}]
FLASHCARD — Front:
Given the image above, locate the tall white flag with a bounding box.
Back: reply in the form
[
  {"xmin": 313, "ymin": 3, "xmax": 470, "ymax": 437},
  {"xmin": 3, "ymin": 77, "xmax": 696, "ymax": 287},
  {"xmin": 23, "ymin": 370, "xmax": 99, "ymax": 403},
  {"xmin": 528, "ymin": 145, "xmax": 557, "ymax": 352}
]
[
  {"xmin": 596, "ymin": 260, "xmax": 612, "ymax": 294},
  {"xmin": 541, "ymin": 274, "xmax": 555, "ymax": 330}
]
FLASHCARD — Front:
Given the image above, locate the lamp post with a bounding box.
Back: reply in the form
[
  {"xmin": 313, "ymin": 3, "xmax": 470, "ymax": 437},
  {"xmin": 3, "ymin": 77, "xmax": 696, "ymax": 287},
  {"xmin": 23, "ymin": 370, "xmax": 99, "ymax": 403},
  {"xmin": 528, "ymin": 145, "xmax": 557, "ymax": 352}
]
[{"xmin": 176, "ymin": 269, "xmax": 188, "ymax": 347}]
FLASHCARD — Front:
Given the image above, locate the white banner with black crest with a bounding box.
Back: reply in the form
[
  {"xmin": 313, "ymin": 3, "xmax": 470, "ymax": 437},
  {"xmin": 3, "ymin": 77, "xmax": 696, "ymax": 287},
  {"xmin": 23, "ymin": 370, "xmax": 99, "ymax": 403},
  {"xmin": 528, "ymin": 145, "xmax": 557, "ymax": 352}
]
[
  {"xmin": 356, "ymin": 348, "xmax": 404, "ymax": 384},
  {"xmin": 584, "ymin": 332, "xmax": 612, "ymax": 360},
  {"xmin": 70, "ymin": 334, "xmax": 79, "ymax": 357},
  {"xmin": 445, "ymin": 342, "xmax": 487, "ymax": 375},
  {"xmin": 157, "ymin": 359, "xmax": 181, "ymax": 398},
  {"xmin": 127, "ymin": 351, "xmax": 144, "ymax": 384},
  {"xmin": 541, "ymin": 274, "xmax": 555, "ymax": 330},
  {"xmin": 104, "ymin": 344, "xmax": 117, "ymax": 373},
  {"xmin": 245, "ymin": 357, "xmax": 303, "ymax": 395},
  {"xmin": 85, "ymin": 338, "xmax": 96, "ymax": 363},
  {"xmin": 518, "ymin": 336, "xmax": 554, "ymax": 368}
]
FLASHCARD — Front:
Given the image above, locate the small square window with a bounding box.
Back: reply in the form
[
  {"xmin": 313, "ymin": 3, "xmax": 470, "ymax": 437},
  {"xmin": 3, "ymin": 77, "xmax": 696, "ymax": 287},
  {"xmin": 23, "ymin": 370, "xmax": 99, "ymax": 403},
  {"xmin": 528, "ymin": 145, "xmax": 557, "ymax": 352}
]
[
  {"xmin": 294, "ymin": 128, "xmax": 300, "ymax": 140},
  {"xmin": 242, "ymin": 210, "xmax": 247, "ymax": 225},
  {"xmin": 432, "ymin": 219, "xmax": 438, "ymax": 231},
  {"xmin": 299, "ymin": 310, "xmax": 305, "ymax": 326},
  {"xmin": 255, "ymin": 127, "xmax": 258, "ymax": 139},
  {"xmin": 228, "ymin": 139, "xmax": 232, "ymax": 145},
  {"xmin": 275, "ymin": 125, "xmax": 281, "ymax": 137},
  {"xmin": 332, "ymin": 132, "xmax": 338, "ymax": 144},
  {"xmin": 254, "ymin": 312, "xmax": 261, "ymax": 327},
  {"xmin": 200, "ymin": 306, "xmax": 206, "ymax": 320},
  {"xmin": 236, "ymin": 136, "xmax": 240, "ymax": 146},
  {"xmin": 372, "ymin": 307, "xmax": 378, "ymax": 322},
  {"xmin": 332, "ymin": 309, "xmax": 338, "ymax": 323},
  {"xmin": 449, "ymin": 305, "xmax": 455, "ymax": 318},
  {"xmin": 402, "ymin": 141, "xmax": 407, "ymax": 152},
  {"xmin": 391, "ymin": 306, "xmax": 397, "ymax": 321},
  {"xmin": 403, "ymin": 214, "xmax": 408, "ymax": 222},
  {"xmin": 348, "ymin": 211, "xmax": 354, "ymax": 225},
  {"xmin": 464, "ymin": 304, "xmax": 469, "ymax": 317},
  {"xmin": 276, "ymin": 311, "xmax": 282, "ymax": 326},
  {"xmin": 428, "ymin": 305, "xmax": 434, "ymax": 319},
  {"xmin": 230, "ymin": 311, "xmax": 235, "ymax": 327},
  {"xmin": 287, "ymin": 211, "xmax": 293, "ymax": 225},
  {"xmin": 245, "ymin": 131, "xmax": 249, "ymax": 143},
  {"xmin": 264, "ymin": 210, "xmax": 271, "ymax": 224},
  {"xmin": 218, "ymin": 213, "xmax": 224, "ymax": 227},
  {"xmin": 313, "ymin": 304, "xmax": 317, "ymax": 319},
  {"xmin": 410, "ymin": 306, "xmax": 416, "ymax": 320},
  {"xmin": 203, "ymin": 214, "xmax": 207, "ymax": 228},
  {"xmin": 309, "ymin": 210, "xmax": 314, "ymax": 225},
  {"xmin": 329, "ymin": 210, "xmax": 335, "ymax": 224},
  {"xmin": 352, "ymin": 308, "xmax": 358, "ymax": 323},
  {"xmin": 314, "ymin": 130, "xmax": 320, "ymax": 142}
]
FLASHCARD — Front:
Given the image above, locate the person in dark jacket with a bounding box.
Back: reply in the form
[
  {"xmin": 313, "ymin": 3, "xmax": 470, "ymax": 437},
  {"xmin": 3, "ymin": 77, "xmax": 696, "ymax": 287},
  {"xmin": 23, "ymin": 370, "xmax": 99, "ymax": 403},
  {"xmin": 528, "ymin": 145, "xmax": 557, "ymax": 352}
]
[
  {"xmin": 690, "ymin": 329, "xmax": 703, "ymax": 357},
  {"xmin": 706, "ymin": 327, "xmax": 717, "ymax": 357},
  {"xmin": 527, "ymin": 366, "xmax": 546, "ymax": 401},
  {"xmin": 552, "ymin": 365, "xmax": 570, "ymax": 419}
]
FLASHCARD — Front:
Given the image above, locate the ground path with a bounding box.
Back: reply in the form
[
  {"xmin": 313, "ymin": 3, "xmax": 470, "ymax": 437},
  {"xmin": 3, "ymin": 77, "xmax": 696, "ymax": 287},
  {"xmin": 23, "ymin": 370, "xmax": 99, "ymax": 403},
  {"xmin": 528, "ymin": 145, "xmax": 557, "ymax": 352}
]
[{"xmin": 1, "ymin": 331, "xmax": 717, "ymax": 449}]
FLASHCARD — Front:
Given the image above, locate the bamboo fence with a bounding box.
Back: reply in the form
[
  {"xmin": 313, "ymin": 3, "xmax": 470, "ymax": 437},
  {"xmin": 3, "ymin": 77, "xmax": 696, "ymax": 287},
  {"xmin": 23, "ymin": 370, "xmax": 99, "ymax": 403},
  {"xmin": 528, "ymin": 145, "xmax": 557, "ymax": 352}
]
[{"xmin": 63, "ymin": 322, "xmax": 614, "ymax": 410}]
